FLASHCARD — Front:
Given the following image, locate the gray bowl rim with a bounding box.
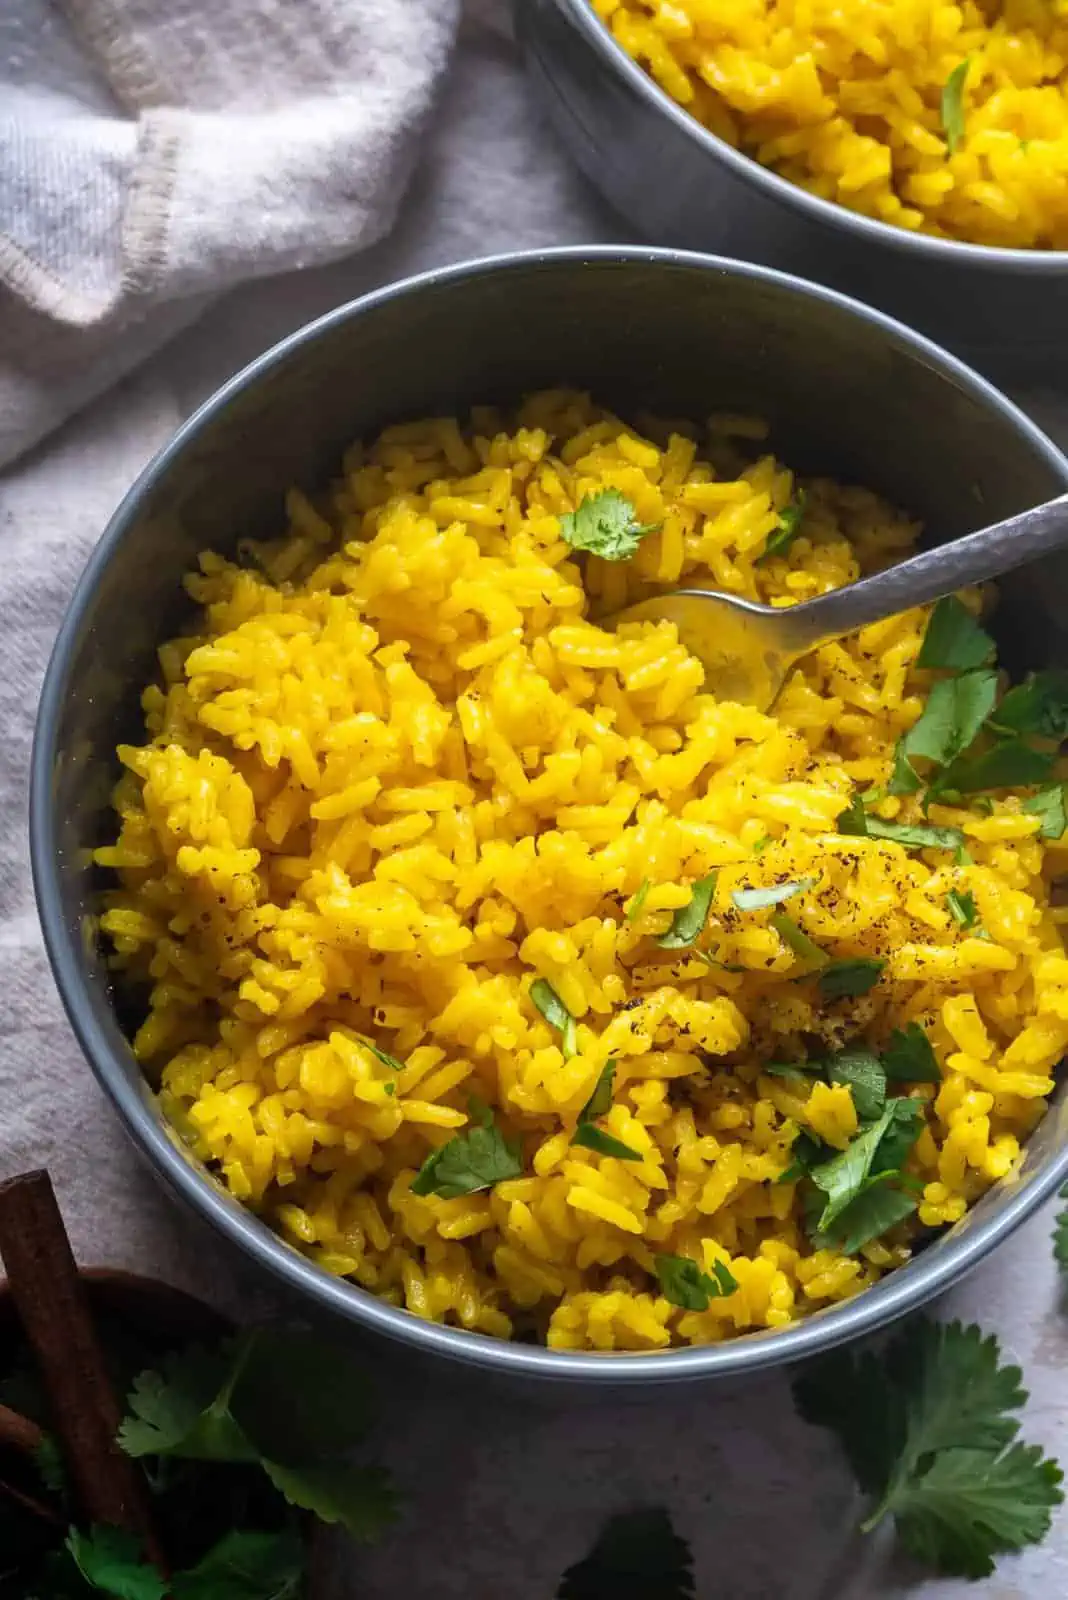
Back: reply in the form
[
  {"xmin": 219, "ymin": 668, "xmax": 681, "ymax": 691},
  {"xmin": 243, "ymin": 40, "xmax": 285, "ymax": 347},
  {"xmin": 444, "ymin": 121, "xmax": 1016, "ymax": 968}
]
[
  {"xmin": 30, "ymin": 243, "xmax": 1068, "ymax": 1384},
  {"xmin": 547, "ymin": 0, "xmax": 1068, "ymax": 273}
]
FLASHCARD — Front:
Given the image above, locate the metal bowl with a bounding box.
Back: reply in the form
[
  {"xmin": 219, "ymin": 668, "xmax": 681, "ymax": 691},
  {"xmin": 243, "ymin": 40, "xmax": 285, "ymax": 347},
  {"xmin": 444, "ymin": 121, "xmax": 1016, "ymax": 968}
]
[
  {"xmin": 518, "ymin": 0, "xmax": 1068, "ymax": 378},
  {"xmin": 30, "ymin": 246, "xmax": 1068, "ymax": 1386}
]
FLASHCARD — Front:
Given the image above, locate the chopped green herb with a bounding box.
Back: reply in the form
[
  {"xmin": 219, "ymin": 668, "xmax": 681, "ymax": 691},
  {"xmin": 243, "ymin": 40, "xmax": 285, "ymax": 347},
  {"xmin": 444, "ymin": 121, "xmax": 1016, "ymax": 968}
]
[
  {"xmin": 917, "ymin": 596, "xmax": 994, "ymax": 672},
  {"xmin": 1025, "ymin": 784, "xmax": 1068, "ymax": 840},
  {"xmin": 657, "ymin": 873, "xmax": 718, "ymax": 949},
  {"xmin": 946, "ymin": 888, "xmax": 979, "ymax": 931},
  {"xmin": 884, "ymin": 1022, "xmax": 941, "ymax": 1083},
  {"xmin": 778, "ymin": 1129, "xmax": 833, "ymax": 1183},
  {"xmin": 936, "ymin": 738, "xmax": 1055, "ymax": 796},
  {"xmin": 818, "ymin": 957, "xmax": 885, "ymax": 1000},
  {"xmin": 261, "ymin": 1462, "xmax": 396, "ymax": 1546},
  {"xmin": 941, "ymin": 57, "xmax": 971, "ymax": 155},
  {"xmin": 762, "ymin": 1060, "xmax": 823, "ymax": 1083},
  {"xmin": 571, "ymin": 1059, "xmax": 642, "ymax": 1159},
  {"xmin": 752, "ymin": 833, "xmax": 773, "ymax": 855},
  {"xmin": 411, "ymin": 1115, "xmax": 523, "ymax": 1198},
  {"xmin": 770, "ymin": 912, "xmax": 828, "ymax": 966},
  {"xmin": 759, "ymin": 490, "xmax": 808, "ymax": 562},
  {"xmin": 900, "ymin": 670, "xmax": 999, "ymax": 773},
  {"xmin": 360, "ymin": 1036, "xmax": 405, "ymax": 1073},
  {"xmin": 815, "ymin": 1177, "xmax": 919, "ymax": 1256},
  {"xmin": 655, "ymin": 1253, "xmax": 737, "ymax": 1310},
  {"xmin": 572, "ymin": 1122, "xmax": 642, "ymax": 1161},
  {"xmin": 838, "ymin": 796, "xmax": 964, "ymax": 852},
  {"xmin": 530, "ymin": 977, "xmax": 578, "ymax": 1059},
  {"xmin": 578, "ymin": 1062, "xmax": 616, "ymax": 1122},
  {"xmin": 626, "ymin": 877, "xmax": 652, "ymax": 923},
  {"xmin": 558, "ymin": 489, "xmax": 660, "ymax": 562},
  {"xmin": 556, "ymin": 1509, "xmax": 695, "ymax": 1600},
  {"xmin": 731, "ymin": 876, "xmax": 817, "ymax": 912},
  {"xmin": 808, "ymin": 1098, "xmax": 922, "ymax": 1232},
  {"xmin": 793, "ymin": 1318, "xmax": 1064, "ymax": 1579},
  {"xmin": 827, "ymin": 1048, "xmax": 886, "ymax": 1122},
  {"xmin": 888, "ymin": 739, "xmax": 924, "ymax": 796},
  {"xmin": 990, "ymin": 670, "xmax": 1068, "ymax": 741}
]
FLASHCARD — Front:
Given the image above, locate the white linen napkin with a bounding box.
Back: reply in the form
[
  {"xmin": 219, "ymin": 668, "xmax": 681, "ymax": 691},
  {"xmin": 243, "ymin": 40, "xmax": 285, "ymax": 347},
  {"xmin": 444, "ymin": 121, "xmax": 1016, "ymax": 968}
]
[{"xmin": 0, "ymin": 0, "xmax": 460, "ymax": 468}]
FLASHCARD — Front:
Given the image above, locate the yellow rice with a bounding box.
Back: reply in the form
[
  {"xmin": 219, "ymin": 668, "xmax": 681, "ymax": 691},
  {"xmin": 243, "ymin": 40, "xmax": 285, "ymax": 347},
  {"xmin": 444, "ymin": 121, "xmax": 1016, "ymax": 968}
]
[
  {"xmin": 98, "ymin": 391, "xmax": 1067, "ymax": 1352},
  {"xmin": 593, "ymin": 0, "xmax": 1068, "ymax": 248}
]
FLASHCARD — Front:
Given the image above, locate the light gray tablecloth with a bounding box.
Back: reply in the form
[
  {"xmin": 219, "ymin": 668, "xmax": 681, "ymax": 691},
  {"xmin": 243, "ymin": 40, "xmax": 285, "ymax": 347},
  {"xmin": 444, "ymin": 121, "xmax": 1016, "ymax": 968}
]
[{"xmin": 3, "ymin": 8, "xmax": 1067, "ymax": 1597}]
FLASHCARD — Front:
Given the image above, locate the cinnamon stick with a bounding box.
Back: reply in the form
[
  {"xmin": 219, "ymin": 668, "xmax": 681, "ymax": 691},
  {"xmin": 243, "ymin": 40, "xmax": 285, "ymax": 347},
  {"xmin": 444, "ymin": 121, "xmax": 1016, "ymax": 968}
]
[
  {"xmin": 0, "ymin": 1400, "xmax": 43, "ymax": 1455},
  {"xmin": 0, "ymin": 1170, "xmax": 164, "ymax": 1566}
]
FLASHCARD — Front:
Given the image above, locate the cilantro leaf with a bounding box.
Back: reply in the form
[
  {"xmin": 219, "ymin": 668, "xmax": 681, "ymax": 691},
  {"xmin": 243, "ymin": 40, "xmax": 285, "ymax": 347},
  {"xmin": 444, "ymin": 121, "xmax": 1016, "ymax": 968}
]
[
  {"xmin": 817, "ymin": 957, "xmax": 884, "ymax": 1000},
  {"xmin": 557, "ymin": 1508, "xmax": 695, "ymax": 1600},
  {"xmin": 794, "ymin": 1346, "xmax": 899, "ymax": 1494},
  {"xmin": 900, "ymin": 670, "xmax": 998, "ymax": 771},
  {"xmin": 778, "ymin": 1129, "xmax": 833, "ymax": 1183},
  {"xmin": 827, "ymin": 1048, "xmax": 886, "ymax": 1122},
  {"xmin": 66, "ymin": 1528, "xmax": 166, "ymax": 1600},
  {"xmin": 866, "ymin": 818, "xmax": 965, "ymax": 850},
  {"xmin": 808, "ymin": 1106, "xmax": 899, "ymax": 1229},
  {"xmin": 657, "ymin": 873, "xmax": 718, "ymax": 949},
  {"xmin": 1025, "ymin": 784, "xmax": 1068, "ymax": 840},
  {"xmin": 263, "ymin": 1461, "xmax": 398, "ymax": 1543},
  {"xmin": 530, "ymin": 978, "xmax": 578, "ymax": 1059},
  {"xmin": 759, "ymin": 490, "xmax": 807, "ymax": 563},
  {"xmin": 558, "ymin": 490, "xmax": 660, "ymax": 562},
  {"xmin": 871, "ymin": 1096, "xmax": 926, "ymax": 1175},
  {"xmin": 837, "ymin": 796, "xmax": 963, "ymax": 852},
  {"xmin": 411, "ymin": 1115, "xmax": 523, "ymax": 1197},
  {"xmin": 888, "ymin": 740, "xmax": 923, "ymax": 796},
  {"xmin": 917, "ymin": 596, "xmax": 994, "ymax": 671},
  {"xmin": 794, "ymin": 1317, "xmax": 1063, "ymax": 1579},
  {"xmin": 731, "ymin": 876, "xmax": 816, "ymax": 912},
  {"xmin": 572, "ymin": 1122, "xmax": 642, "ymax": 1161},
  {"xmin": 626, "ymin": 877, "xmax": 651, "ymax": 923},
  {"xmin": 171, "ymin": 1529, "xmax": 304, "ymax": 1600},
  {"xmin": 808, "ymin": 1099, "xmax": 922, "ymax": 1230},
  {"xmin": 946, "ymin": 888, "xmax": 978, "ymax": 930},
  {"xmin": 814, "ymin": 1177, "xmax": 918, "ymax": 1255},
  {"xmin": 937, "ymin": 738, "xmax": 1055, "ymax": 796},
  {"xmin": 769, "ymin": 912, "xmax": 828, "ymax": 966},
  {"xmin": 655, "ymin": 1253, "xmax": 737, "ymax": 1310},
  {"xmin": 228, "ymin": 1330, "xmax": 373, "ymax": 1464},
  {"xmin": 893, "ymin": 1444, "xmax": 1064, "ymax": 1580},
  {"xmin": 990, "ymin": 670, "xmax": 1068, "ymax": 740},
  {"xmin": 883, "ymin": 1022, "xmax": 941, "ymax": 1083},
  {"xmin": 941, "ymin": 57, "xmax": 971, "ymax": 155},
  {"xmin": 118, "ymin": 1341, "xmax": 255, "ymax": 1462}
]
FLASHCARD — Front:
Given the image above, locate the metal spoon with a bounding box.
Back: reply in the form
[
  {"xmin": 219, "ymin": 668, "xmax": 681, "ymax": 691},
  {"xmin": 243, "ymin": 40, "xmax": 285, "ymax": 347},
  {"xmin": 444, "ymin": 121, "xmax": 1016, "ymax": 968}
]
[{"xmin": 610, "ymin": 492, "xmax": 1068, "ymax": 711}]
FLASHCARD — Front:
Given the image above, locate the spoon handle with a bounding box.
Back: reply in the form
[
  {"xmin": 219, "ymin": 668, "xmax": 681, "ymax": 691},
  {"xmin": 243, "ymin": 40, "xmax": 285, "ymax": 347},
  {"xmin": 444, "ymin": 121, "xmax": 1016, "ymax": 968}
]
[{"xmin": 780, "ymin": 491, "xmax": 1068, "ymax": 652}]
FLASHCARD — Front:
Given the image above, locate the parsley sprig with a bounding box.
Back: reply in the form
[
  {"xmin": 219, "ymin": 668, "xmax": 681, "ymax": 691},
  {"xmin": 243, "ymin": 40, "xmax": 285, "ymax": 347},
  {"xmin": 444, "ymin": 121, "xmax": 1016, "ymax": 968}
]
[
  {"xmin": 795, "ymin": 1318, "xmax": 1064, "ymax": 1578},
  {"xmin": 558, "ymin": 490, "xmax": 660, "ymax": 562}
]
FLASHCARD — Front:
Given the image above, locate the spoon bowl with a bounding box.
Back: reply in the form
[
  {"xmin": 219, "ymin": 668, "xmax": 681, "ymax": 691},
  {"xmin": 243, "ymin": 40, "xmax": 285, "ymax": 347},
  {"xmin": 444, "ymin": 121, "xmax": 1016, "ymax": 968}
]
[{"xmin": 612, "ymin": 490, "xmax": 1068, "ymax": 708}]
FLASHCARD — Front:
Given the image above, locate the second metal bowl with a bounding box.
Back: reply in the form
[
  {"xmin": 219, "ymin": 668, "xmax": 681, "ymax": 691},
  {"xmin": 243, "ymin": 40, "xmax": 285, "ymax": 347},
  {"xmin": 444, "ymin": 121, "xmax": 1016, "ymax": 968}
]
[{"xmin": 518, "ymin": 0, "xmax": 1068, "ymax": 377}]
